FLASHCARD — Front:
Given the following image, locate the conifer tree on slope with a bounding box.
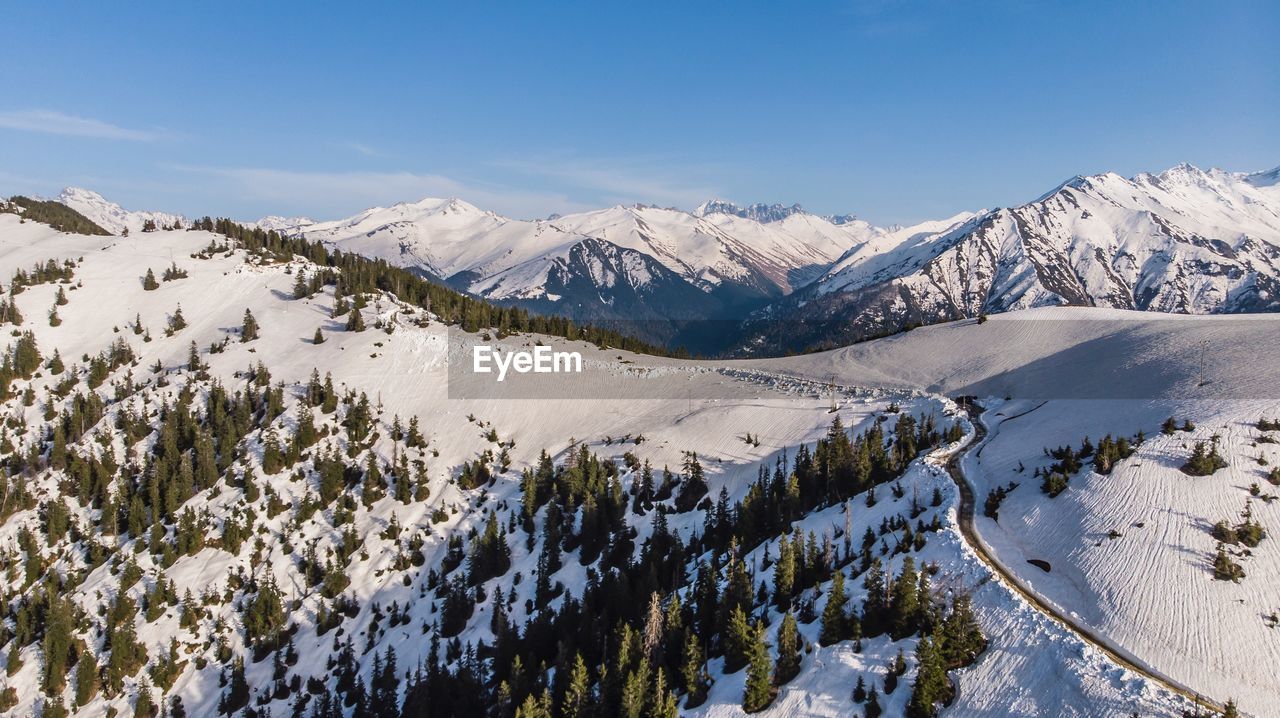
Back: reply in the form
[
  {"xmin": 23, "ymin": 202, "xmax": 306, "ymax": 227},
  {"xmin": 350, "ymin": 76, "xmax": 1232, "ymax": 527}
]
[
  {"xmin": 773, "ymin": 611, "xmax": 802, "ymax": 686},
  {"xmin": 907, "ymin": 635, "xmax": 950, "ymax": 718},
  {"xmin": 742, "ymin": 619, "xmax": 775, "ymax": 713},
  {"xmin": 241, "ymin": 308, "xmax": 259, "ymax": 342},
  {"xmin": 819, "ymin": 569, "xmax": 848, "ymax": 645}
]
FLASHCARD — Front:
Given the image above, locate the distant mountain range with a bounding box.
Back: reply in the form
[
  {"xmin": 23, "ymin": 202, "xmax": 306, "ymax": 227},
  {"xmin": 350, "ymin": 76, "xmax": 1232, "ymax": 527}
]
[
  {"xmin": 50, "ymin": 161, "xmax": 1280, "ymax": 354},
  {"xmin": 739, "ymin": 163, "xmax": 1280, "ymax": 353}
]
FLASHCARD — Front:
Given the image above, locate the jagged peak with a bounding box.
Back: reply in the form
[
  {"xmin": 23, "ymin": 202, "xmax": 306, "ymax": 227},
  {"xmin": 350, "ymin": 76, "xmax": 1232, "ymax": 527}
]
[{"xmin": 694, "ymin": 199, "xmax": 808, "ymax": 224}]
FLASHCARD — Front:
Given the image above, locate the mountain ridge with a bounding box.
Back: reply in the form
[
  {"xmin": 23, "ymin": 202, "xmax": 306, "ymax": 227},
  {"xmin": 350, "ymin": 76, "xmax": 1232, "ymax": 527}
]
[{"xmin": 48, "ymin": 160, "xmax": 1280, "ymax": 355}]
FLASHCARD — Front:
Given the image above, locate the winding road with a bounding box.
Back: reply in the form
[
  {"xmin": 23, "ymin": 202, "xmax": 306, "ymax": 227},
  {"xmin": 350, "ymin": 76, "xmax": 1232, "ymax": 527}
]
[{"xmin": 944, "ymin": 398, "xmax": 1226, "ymax": 716}]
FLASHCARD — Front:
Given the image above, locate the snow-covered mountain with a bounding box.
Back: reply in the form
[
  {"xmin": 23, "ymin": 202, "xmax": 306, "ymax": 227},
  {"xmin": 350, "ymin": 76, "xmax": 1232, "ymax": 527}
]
[
  {"xmin": 55, "ymin": 187, "xmax": 187, "ymax": 235},
  {"xmin": 287, "ymin": 197, "xmax": 883, "ymax": 347},
  {"xmin": 47, "ymin": 161, "xmax": 1280, "ymax": 356},
  {"xmin": 740, "ymin": 163, "xmax": 1280, "ymax": 353},
  {"xmin": 0, "ymin": 208, "xmax": 1272, "ymax": 717},
  {"xmin": 694, "ymin": 199, "xmax": 861, "ymax": 227},
  {"xmin": 251, "ymin": 215, "xmax": 315, "ymax": 232},
  {"xmin": 694, "ymin": 199, "xmax": 808, "ymax": 224}
]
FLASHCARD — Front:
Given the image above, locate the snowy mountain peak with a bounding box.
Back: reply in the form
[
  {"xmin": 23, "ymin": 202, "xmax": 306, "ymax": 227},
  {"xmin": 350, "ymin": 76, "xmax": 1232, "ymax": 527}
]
[
  {"xmin": 694, "ymin": 199, "xmax": 808, "ymax": 223},
  {"xmin": 398, "ymin": 196, "xmax": 489, "ymax": 218},
  {"xmin": 56, "ymin": 187, "xmax": 187, "ymax": 235},
  {"xmin": 252, "ymin": 215, "xmax": 316, "ymax": 232},
  {"xmin": 57, "ymin": 186, "xmax": 109, "ymax": 205}
]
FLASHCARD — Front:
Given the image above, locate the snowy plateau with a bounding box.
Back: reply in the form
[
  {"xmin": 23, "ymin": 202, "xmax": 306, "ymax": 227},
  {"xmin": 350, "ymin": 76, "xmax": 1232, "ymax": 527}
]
[{"xmin": 0, "ymin": 162, "xmax": 1274, "ymax": 718}]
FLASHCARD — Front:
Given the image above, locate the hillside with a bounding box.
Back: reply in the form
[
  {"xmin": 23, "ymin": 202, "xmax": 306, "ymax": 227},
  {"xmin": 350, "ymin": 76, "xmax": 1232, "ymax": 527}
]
[
  {"xmin": 1, "ymin": 196, "xmax": 109, "ymax": 236},
  {"xmin": 0, "ymin": 213, "xmax": 1217, "ymax": 718},
  {"xmin": 964, "ymin": 398, "xmax": 1280, "ymax": 715},
  {"xmin": 743, "ymin": 307, "xmax": 1280, "ymax": 715},
  {"xmin": 55, "ymin": 188, "xmax": 187, "ymax": 237}
]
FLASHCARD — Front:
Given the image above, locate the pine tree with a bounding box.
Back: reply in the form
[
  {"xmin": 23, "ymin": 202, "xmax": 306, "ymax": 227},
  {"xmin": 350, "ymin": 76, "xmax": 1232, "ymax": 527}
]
[
  {"xmin": 346, "ymin": 309, "xmax": 366, "ymax": 332},
  {"xmin": 133, "ymin": 677, "xmax": 156, "ymax": 718},
  {"xmin": 293, "ymin": 271, "xmax": 309, "ymax": 299},
  {"xmin": 906, "ymin": 635, "xmax": 949, "ymax": 718},
  {"xmin": 217, "ymin": 658, "xmax": 250, "ymax": 714},
  {"xmin": 514, "ymin": 688, "xmax": 552, "ymax": 718},
  {"xmin": 167, "ymin": 305, "xmax": 186, "ymax": 334},
  {"xmin": 940, "ymin": 594, "xmax": 985, "ymax": 668},
  {"xmin": 313, "ymin": 327, "xmax": 325, "ymax": 344},
  {"xmin": 890, "ymin": 557, "xmax": 920, "ymax": 639},
  {"xmin": 724, "ymin": 605, "xmax": 754, "ymax": 672},
  {"xmin": 74, "ymin": 650, "xmax": 99, "ymax": 706},
  {"xmin": 620, "ymin": 659, "xmax": 649, "ymax": 718},
  {"xmin": 142, "ymin": 268, "xmax": 159, "ymax": 290},
  {"xmin": 241, "ymin": 308, "xmax": 259, "ymax": 342},
  {"xmin": 1213, "ymin": 542, "xmax": 1245, "ymax": 582},
  {"xmin": 773, "ymin": 612, "xmax": 801, "ymax": 686},
  {"xmin": 680, "ymin": 632, "xmax": 709, "ymax": 708},
  {"xmin": 41, "ymin": 591, "xmax": 74, "ymax": 694},
  {"xmin": 865, "ymin": 686, "xmax": 882, "ymax": 718},
  {"xmin": 407, "ymin": 415, "xmax": 425, "ymax": 448},
  {"xmin": 819, "ymin": 569, "xmax": 848, "ymax": 645},
  {"xmin": 742, "ymin": 620, "xmax": 774, "ymax": 713},
  {"xmin": 261, "ymin": 431, "xmax": 284, "ymax": 474},
  {"xmin": 42, "ymin": 697, "xmax": 69, "ymax": 718},
  {"xmin": 362, "ymin": 452, "xmax": 384, "ymax": 506},
  {"xmin": 650, "ymin": 667, "xmax": 679, "ymax": 718},
  {"xmin": 773, "ymin": 539, "xmax": 795, "ymax": 610},
  {"xmin": 561, "ymin": 653, "xmax": 592, "ymax": 718}
]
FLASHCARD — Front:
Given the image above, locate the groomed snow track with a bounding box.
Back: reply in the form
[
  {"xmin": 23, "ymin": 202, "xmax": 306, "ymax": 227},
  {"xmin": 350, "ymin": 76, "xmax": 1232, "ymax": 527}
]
[{"xmin": 945, "ymin": 398, "xmax": 1227, "ymax": 716}]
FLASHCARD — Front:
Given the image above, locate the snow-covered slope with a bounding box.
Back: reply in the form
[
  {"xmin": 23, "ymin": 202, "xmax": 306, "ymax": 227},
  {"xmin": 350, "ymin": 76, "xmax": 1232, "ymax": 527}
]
[
  {"xmin": 964, "ymin": 398, "xmax": 1280, "ymax": 716},
  {"xmin": 743, "ymin": 163, "xmax": 1280, "ymax": 353},
  {"xmin": 55, "ymin": 187, "xmax": 187, "ymax": 235},
  {"xmin": 740, "ymin": 306, "xmax": 1280, "ymax": 401},
  {"xmin": 0, "ymin": 213, "xmax": 1227, "ymax": 717},
  {"xmin": 738, "ymin": 306, "xmax": 1280, "ymax": 714}
]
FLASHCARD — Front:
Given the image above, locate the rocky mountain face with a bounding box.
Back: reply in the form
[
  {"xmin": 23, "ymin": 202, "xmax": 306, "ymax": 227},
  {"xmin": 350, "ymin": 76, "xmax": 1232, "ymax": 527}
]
[{"xmin": 738, "ymin": 163, "xmax": 1280, "ymax": 354}]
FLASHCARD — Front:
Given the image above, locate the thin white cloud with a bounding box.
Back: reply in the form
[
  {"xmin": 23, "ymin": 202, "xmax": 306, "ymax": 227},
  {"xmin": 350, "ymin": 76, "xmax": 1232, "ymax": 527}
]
[
  {"xmin": 494, "ymin": 156, "xmax": 721, "ymax": 210},
  {"xmin": 0, "ymin": 109, "xmax": 170, "ymax": 141},
  {"xmin": 172, "ymin": 165, "xmax": 593, "ymax": 220},
  {"xmin": 333, "ymin": 141, "xmax": 381, "ymax": 157}
]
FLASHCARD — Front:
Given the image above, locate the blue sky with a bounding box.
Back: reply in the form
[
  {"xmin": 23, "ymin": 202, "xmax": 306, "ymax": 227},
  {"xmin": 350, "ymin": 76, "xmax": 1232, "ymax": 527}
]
[{"xmin": 1, "ymin": 1, "xmax": 1276, "ymax": 225}]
